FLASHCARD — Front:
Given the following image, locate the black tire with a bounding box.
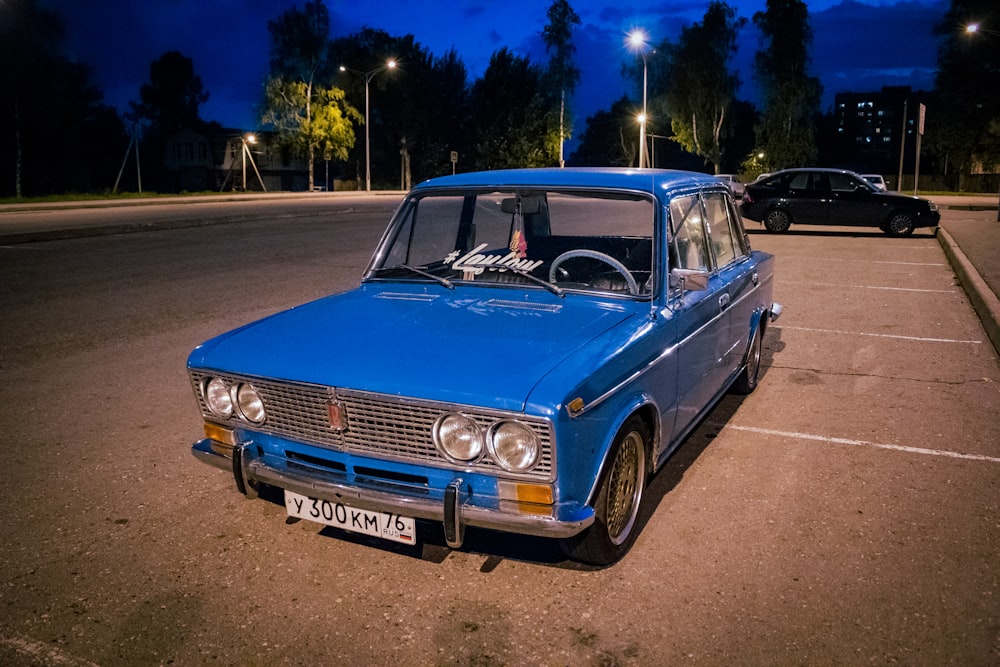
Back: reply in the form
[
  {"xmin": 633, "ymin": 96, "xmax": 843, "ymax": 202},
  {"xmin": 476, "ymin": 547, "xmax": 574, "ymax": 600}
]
[
  {"xmin": 763, "ymin": 208, "xmax": 792, "ymax": 233},
  {"xmin": 732, "ymin": 321, "xmax": 764, "ymax": 395},
  {"xmin": 885, "ymin": 211, "xmax": 915, "ymax": 237},
  {"xmin": 560, "ymin": 416, "xmax": 649, "ymax": 565}
]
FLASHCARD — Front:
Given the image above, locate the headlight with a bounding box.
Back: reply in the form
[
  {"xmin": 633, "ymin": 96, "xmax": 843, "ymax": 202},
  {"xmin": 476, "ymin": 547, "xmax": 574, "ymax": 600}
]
[
  {"xmin": 488, "ymin": 420, "xmax": 540, "ymax": 472},
  {"xmin": 433, "ymin": 413, "xmax": 484, "ymax": 463},
  {"xmin": 235, "ymin": 383, "xmax": 266, "ymax": 424},
  {"xmin": 203, "ymin": 377, "xmax": 234, "ymax": 418}
]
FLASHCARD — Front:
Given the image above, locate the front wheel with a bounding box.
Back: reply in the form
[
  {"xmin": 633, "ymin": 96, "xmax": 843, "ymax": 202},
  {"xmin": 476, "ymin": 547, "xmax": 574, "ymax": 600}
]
[
  {"xmin": 560, "ymin": 416, "xmax": 648, "ymax": 565},
  {"xmin": 763, "ymin": 208, "xmax": 792, "ymax": 233},
  {"xmin": 885, "ymin": 212, "xmax": 915, "ymax": 237}
]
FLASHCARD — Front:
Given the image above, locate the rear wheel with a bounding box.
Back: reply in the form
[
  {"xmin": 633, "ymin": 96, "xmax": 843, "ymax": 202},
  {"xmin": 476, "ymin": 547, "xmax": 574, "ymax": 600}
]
[
  {"xmin": 732, "ymin": 321, "xmax": 764, "ymax": 395},
  {"xmin": 763, "ymin": 208, "xmax": 792, "ymax": 233},
  {"xmin": 885, "ymin": 211, "xmax": 915, "ymax": 237},
  {"xmin": 560, "ymin": 416, "xmax": 649, "ymax": 565}
]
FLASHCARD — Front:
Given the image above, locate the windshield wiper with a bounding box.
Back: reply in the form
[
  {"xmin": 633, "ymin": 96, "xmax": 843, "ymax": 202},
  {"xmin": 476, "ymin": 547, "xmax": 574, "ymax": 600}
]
[
  {"xmin": 397, "ymin": 264, "xmax": 454, "ymax": 290},
  {"xmin": 504, "ymin": 266, "xmax": 565, "ymax": 298}
]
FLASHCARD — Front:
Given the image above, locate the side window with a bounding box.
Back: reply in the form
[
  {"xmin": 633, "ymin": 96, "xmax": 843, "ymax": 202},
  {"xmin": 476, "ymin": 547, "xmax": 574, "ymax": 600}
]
[
  {"xmin": 669, "ymin": 195, "xmax": 709, "ymax": 272},
  {"xmin": 704, "ymin": 193, "xmax": 737, "ymax": 269},
  {"xmin": 829, "ymin": 172, "xmax": 858, "ymax": 192},
  {"xmin": 727, "ymin": 196, "xmax": 750, "ymax": 258},
  {"xmin": 788, "ymin": 173, "xmax": 811, "ymax": 190}
]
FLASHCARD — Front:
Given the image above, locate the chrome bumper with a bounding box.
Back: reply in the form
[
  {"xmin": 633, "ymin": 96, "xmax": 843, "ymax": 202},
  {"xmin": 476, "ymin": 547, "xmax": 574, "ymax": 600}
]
[{"xmin": 192, "ymin": 438, "xmax": 593, "ymax": 548}]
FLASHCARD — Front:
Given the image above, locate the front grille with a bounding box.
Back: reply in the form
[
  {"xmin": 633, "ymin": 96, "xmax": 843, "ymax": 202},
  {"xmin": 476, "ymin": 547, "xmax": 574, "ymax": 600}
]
[{"xmin": 190, "ymin": 370, "xmax": 554, "ymax": 481}]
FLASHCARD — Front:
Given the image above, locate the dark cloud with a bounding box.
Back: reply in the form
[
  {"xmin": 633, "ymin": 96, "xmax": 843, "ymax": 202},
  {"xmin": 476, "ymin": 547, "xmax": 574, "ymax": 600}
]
[{"xmin": 463, "ymin": 5, "xmax": 487, "ymax": 20}]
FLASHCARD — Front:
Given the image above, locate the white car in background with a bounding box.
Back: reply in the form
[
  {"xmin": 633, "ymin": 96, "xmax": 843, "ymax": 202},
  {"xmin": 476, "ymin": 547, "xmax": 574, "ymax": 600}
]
[
  {"xmin": 862, "ymin": 174, "xmax": 888, "ymax": 191},
  {"xmin": 715, "ymin": 174, "xmax": 745, "ymax": 198}
]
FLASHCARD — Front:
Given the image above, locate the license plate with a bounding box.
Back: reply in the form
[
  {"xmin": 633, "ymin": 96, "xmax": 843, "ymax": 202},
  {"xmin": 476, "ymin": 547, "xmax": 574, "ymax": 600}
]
[{"xmin": 284, "ymin": 490, "xmax": 416, "ymax": 545}]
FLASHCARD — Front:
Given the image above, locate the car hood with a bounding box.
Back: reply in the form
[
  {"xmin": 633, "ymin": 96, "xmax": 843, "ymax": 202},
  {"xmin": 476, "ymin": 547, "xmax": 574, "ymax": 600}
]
[{"xmin": 189, "ymin": 284, "xmax": 639, "ymax": 412}]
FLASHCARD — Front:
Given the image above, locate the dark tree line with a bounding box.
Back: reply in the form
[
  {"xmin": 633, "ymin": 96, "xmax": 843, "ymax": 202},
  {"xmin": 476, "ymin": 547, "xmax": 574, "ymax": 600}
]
[
  {"xmin": 257, "ymin": 1, "xmax": 578, "ymax": 189},
  {"xmin": 0, "ymin": 0, "xmax": 126, "ymax": 198},
  {"xmin": 4, "ymin": 0, "xmax": 997, "ymax": 197}
]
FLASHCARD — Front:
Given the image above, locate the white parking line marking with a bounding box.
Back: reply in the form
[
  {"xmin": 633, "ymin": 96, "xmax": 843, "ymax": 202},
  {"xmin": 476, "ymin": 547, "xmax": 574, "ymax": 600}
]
[
  {"xmin": 723, "ymin": 424, "xmax": 1000, "ymax": 464},
  {"xmin": 790, "ymin": 257, "xmax": 946, "ymax": 267},
  {"xmin": 803, "ymin": 281, "xmax": 956, "ymax": 294},
  {"xmin": 781, "ymin": 325, "xmax": 982, "ymax": 344}
]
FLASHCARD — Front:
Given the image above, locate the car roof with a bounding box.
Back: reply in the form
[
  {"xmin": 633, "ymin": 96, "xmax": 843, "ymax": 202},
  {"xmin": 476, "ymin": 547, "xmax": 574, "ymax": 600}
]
[
  {"xmin": 414, "ymin": 167, "xmax": 721, "ymax": 196},
  {"xmin": 765, "ymin": 167, "xmax": 863, "ymax": 177}
]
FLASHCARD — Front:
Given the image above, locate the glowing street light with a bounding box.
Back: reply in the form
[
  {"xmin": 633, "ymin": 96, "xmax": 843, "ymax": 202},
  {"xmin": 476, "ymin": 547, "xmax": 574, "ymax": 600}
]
[
  {"xmin": 340, "ymin": 59, "xmax": 397, "ymax": 191},
  {"xmin": 965, "ymin": 22, "xmax": 1000, "ymax": 36},
  {"xmin": 627, "ymin": 29, "xmax": 651, "ymax": 168}
]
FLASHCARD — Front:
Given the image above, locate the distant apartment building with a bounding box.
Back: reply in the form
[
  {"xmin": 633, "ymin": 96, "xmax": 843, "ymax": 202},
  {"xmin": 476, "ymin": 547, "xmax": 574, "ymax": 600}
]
[{"xmin": 831, "ymin": 86, "xmax": 932, "ymax": 182}]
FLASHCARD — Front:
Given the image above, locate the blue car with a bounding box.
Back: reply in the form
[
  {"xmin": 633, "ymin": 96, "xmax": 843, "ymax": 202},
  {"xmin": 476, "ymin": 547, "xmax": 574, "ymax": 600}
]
[{"xmin": 188, "ymin": 168, "xmax": 781, "ymax": 565}]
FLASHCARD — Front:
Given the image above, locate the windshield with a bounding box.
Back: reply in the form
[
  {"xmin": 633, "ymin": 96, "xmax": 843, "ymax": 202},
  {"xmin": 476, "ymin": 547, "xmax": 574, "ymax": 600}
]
[{"xmin": 367, "ymin": 189, "xmax": 656, "ymax": 298}]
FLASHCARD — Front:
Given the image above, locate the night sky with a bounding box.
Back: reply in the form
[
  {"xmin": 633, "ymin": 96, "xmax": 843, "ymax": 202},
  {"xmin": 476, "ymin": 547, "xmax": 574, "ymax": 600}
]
[{"xmin": 41, "ymin": 0, "xmax": 947, "ymax": 132}]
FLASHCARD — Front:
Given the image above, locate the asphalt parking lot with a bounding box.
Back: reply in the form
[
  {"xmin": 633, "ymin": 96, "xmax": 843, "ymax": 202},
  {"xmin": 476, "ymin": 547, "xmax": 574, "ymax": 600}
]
[{"xmin": 0, "ymin": 198, "xmax": 997, "ymax": 664}]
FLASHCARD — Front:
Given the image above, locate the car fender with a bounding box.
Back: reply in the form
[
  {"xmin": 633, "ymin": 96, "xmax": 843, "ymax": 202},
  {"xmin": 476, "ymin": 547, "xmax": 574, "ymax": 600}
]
[
  {"xmin": 743, "ymin": 306, "xmax": 770, "ymax": 352},
  {"xmin": 573, "ymin": 391, "xmax": 660, "ymax": 508}
]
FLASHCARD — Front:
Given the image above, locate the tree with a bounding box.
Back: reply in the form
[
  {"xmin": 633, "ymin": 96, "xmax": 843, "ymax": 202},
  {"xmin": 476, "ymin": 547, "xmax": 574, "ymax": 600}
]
[
  {"xmin": 568, "ymin": 96, "xmax": 639, "ymax": 166},
  {"xmin": 421, "ymin": 49, "xmax": 470, "ymax": 178},
  {"xmin": 752, "ymin": 0, "xmax": 822, "ymax": 170},
  {"xmin": 542, "ymin": 0, "xmax": 581, "ymax": 167},
  {"xmin": 930, "ymin": 0, "xmax": 1000, "ymax": 185},
  {"xmin": 330, "ymin": 29, "xmax": 473, "ymax": 186},
  {"xmin": 131, "ymin": 51, "xmax": 208, "ymax": 133},
  {"xmin": 469, "ymin": 48, "xmax": 557, "ymax": 170},
  {"xmin": 0, "ymin": 0, "xmax": 126, "ymax": 197},
  {"xmin": 127, "ymin": 50, "xmax": 209, "ymax": 192},
  {"xmin": 261, "ymin": 79, "xmax": 362, "ymax": 175},
  {"xmin": 658, "ymin": 2, "xmax": 745, "ymax": 173},
  {"xmin": 262, "ymin": 1, "xmax": 336, "ymax": 190}
]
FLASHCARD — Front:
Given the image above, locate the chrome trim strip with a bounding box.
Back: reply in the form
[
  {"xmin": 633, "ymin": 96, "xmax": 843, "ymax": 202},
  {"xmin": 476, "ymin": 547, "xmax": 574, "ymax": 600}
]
[{"xmin": 570, "ymin": 271, "xmax": 773, "ymax": 418}]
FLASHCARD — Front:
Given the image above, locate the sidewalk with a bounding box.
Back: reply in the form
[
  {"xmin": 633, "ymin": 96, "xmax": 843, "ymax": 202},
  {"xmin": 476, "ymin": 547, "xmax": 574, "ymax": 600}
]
[
  {"xmin": 1, "ymin": 191, "xmax": 998, "ymax": 356},
  {"xmin": 932, "ymin": 195, "xmax": 1000, "ymax": 356}
]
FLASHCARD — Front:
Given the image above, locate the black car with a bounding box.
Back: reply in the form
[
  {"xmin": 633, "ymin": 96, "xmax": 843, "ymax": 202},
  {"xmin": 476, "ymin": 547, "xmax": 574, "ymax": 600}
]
[{"xmin": 741, "ymin": 168, "xmax": 940, "ymax": 236}]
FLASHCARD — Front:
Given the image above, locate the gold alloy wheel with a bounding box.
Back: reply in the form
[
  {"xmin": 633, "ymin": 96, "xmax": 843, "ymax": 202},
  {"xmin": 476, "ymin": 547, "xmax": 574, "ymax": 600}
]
[{"xmin": 605, "ymin": 430, "xmax": 645, "ymax": 545}]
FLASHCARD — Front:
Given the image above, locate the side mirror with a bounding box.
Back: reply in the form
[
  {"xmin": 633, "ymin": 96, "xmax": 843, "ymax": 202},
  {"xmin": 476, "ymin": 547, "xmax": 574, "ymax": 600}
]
[{"xmin": 669, "ymin": 268, "xmax": 710, "ymax": 294}]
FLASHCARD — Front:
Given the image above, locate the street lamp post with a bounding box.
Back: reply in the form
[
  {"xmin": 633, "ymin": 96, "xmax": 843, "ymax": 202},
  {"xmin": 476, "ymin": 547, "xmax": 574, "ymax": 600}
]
[
  {"xmin": 242, "ymin": 134, "xmax": 255, "ymax": 191},
  {"xmin": 964, "ymin": 22, "xmax": 1000, "ymax": 220},
  {"xmin": 628, "ymin": 30, "xmax": 651, "ymax": 168},
  {"xmin": 340, "ymin": 59, "xmax": 397, "ymax": 192}
]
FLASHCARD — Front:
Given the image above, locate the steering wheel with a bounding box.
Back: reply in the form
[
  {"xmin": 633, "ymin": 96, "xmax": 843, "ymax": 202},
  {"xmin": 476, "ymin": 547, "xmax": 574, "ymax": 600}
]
[{"xmin": 549, "ymin": 249, "xmax": 639, "ymax": 296}]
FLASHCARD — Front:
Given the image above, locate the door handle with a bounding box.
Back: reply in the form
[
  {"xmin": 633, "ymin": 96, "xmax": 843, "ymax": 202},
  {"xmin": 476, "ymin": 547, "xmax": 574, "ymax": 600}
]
[{"xmin": 719, "ymin": 293, "xmax": 730, "ymax": 309}]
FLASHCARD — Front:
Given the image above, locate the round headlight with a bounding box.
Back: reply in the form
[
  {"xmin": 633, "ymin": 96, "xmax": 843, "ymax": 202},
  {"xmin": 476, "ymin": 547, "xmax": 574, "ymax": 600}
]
[
  {"xmin": 433, "ymin": 413, "xmax": 484, "ymax": 463},
  {"xmin": 488, "ymin": 420, "xmax": 540, "ymax": 472},
  {"xmin": 204, "ymin": 377, "xmax": 233, "ymax": 418},
  {"xmin": 236, "ymin": 383, "xmax": 266, "ymax": 424}
]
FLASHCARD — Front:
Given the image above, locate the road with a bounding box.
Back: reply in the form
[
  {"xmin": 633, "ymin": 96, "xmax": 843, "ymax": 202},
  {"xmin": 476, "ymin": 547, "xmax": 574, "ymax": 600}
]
[{"xmin": 1, "ymin": 199, "xmax": 998, "ymax": 665}]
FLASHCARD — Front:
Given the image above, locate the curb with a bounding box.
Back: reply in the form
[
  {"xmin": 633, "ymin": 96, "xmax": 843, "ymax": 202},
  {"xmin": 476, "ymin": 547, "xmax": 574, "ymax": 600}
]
[{"xmin": 938, "ymin": 226, "xmax": 1000, "ymax": 357}]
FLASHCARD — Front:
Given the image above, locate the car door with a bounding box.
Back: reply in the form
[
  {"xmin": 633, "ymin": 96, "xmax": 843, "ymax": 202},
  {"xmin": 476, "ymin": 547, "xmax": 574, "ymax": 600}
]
[
  {"xmin": 785, "ymin": 171, "xmax": 830, "ymax": 224},
  {"xmin": 704, "ymin": 191, "xmax": 757, "ymax": 376},
  {"xmin": 667, "ymin": 193, "xmax": 733, "ymax": 436},
  {"xmin": 827, "ymin": 171, "xmax": 883, "ymax": 226}
]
